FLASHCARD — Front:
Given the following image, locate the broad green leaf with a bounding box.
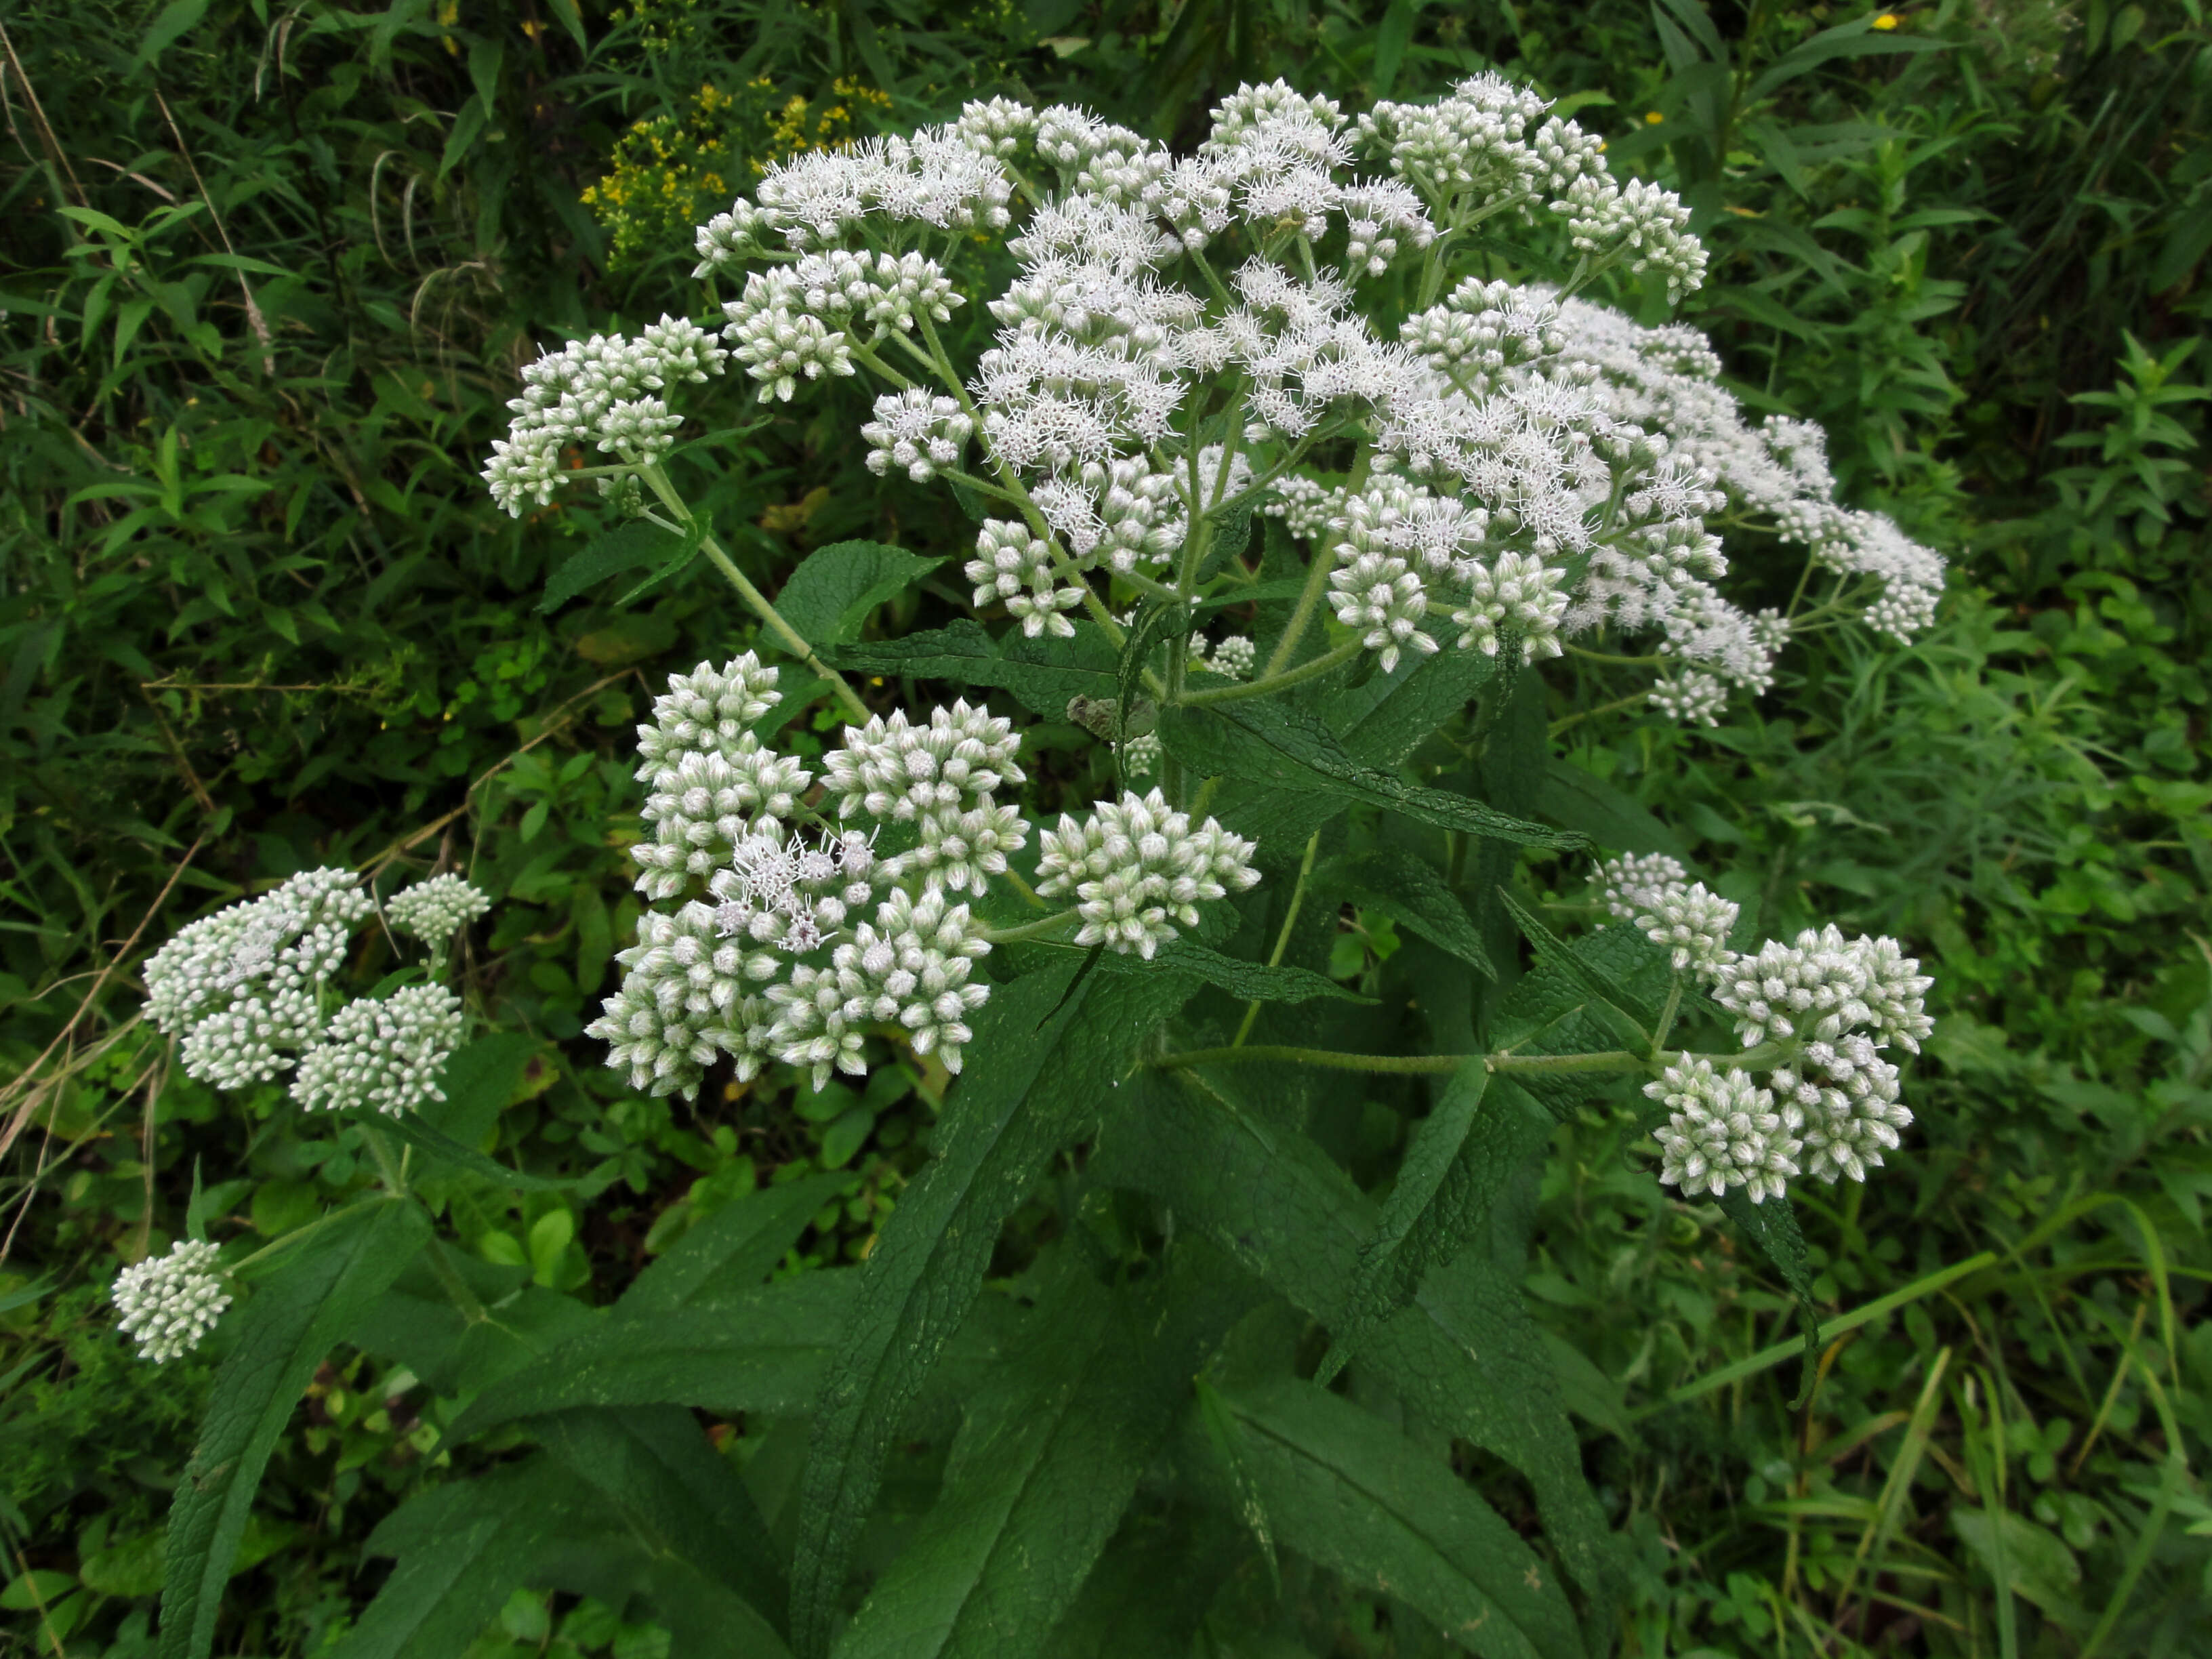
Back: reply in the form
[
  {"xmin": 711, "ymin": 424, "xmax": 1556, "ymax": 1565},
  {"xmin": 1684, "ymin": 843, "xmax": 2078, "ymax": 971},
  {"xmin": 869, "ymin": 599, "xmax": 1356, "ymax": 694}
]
[
  {"xmin": 329, "ymin": 1460, "xmax": 581, "ymax": 1659},
  {"xmin": 1202, "ymin": 1379, "xmax": 1586, "ymax": 1659},
  {"xmin": 1317, "ymin": 1063, "xmax": 1555, "ymax": 1382},
  {"xmin": 787, "ymin": 962, "xmax": 1196, "ymax": 1658},
  {"xmin": 419, "ymin": 1032, "xmax": 541, "ymax": 1149},
  {"xmin": 135, "ymin": 0, "xmax": 209, "ymax": 64},
  {"xmin": 823, "ymin": 620, "xmax": 1118, "ymax": 718},
  {"xmin": 1487, "ymin": 924, "xmax": 1674, "ymax": 1121},
  {"xmin": 1157, "ymin": 701, "xmax": 1582, "ymax": 850},
  {"xmin": 1744, "ymin": 20, "xmax": 1947, "ymax": 104},
  {"xmin": 1538, "ymin": 760, "xmax": 1683, "ymax": 858},
  {"xmin": 443, "ymin": 1273, "xmax": 854, "ymax": 1444},
  {"xmin": 621, "ymin": 1171, "xmax": 850, "ymax": 1313},
  {"xmin": 1340, "ymin": 848, "xmax": 1494, "ymax": 979},
  {"xmin": 537, "ymin": 519, "xmax": 691, "ymax": 613},
  {"xmin": 1089, "ymin": 937, "xmax": 1371, "ymax": 1004},
  {"xmin": 161, "ymin": 1197, "xmax": 430, "ymax": 1659},
  {"xmin": 834, "ymin": 1244, "xmax": 1259, "ymax": 1659},
  {"xmin": 1717, "ymin": 1189, "xmax": 1825, "ymax": 1409},
  {"xmin": 1338, "ymin": 647, "xmax": 1504, "ymax": 770},
  {"xmin": 1093, "ymin": 1071, "xmax": 1617, "ymax": 1610},
  {"xmin": 533, "ymin": 1406, "xmax": 790, "ymax": 1647},
  {"xmin": 1045, "ymin": 1511, "xmax": 1247, "ymax": 1658},
  {"xmin": 774, "ymin": 540, "xmax": 943, "ymax": 647}
]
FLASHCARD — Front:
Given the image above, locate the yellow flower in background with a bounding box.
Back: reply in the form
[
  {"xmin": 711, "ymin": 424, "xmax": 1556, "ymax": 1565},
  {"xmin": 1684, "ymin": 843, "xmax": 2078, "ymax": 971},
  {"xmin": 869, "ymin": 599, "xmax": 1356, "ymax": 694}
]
[
  {"xmin": 1872, "ymin": 12, "xmax": 1901, "ymax": 27},
  {"xmin": 1645, "ymin": 110, "xmax": 1666, "ymax": 125}
]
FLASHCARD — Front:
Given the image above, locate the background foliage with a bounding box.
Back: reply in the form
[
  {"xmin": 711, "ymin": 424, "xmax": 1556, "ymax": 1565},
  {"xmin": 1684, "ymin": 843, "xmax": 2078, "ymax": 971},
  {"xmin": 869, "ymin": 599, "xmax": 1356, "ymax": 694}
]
[{"xmin": 1, "ymin": 0, "xmax": 2207, "ymax": 1653}]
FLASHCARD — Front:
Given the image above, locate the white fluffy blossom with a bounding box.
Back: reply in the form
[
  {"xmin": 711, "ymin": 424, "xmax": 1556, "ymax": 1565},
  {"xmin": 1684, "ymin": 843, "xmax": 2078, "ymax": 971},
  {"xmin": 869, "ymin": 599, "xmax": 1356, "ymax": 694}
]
[
  {"xmin": 863, "ymin": 389, "xmax": 975, "ymax": 482},
  {"xmin": 385, "ymin": 874, "xmax": 491, "ymax": 950},
  {"xmin": 1035, "ymin": 789, "xmax": 1261, "ymax": 958},
  {"xmin": 1635, "ymin": 881, "xmax": 1740, "ymax": 975},
  {"xmin": 769, "ymin": 888, "xmax": 993, "ymax": 1088},
  {"xmin": 112, "ymin": 1240, "xmax": 230, "ymax": 1364},
  {"xmin": 292, "ymin": 985, "xmax": 465, "ymax": 1117},
  {"xmin": 966, "ymin": 518, "xmax": 1084, "ymax": 636},
  {"xmin": 1711, "ymin": 924, "xmax": 1933, "ymax": 1051}
]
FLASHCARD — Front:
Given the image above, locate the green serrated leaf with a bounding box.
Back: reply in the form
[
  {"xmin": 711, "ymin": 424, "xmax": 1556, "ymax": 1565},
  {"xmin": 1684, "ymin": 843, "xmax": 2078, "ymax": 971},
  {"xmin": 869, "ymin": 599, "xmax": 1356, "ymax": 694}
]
[
  {"xmin": 443, "ymin": 1274, "xmax": 853, "ymax": 1446},
  {"xmin": 1090, "ymin": 938, "xmax": 1372, "ymax": 1004},
  {"xmin": 774, "ymin": 540, "xmax": 943, "ymax": 647},
  {"xmin": 621, "ymin": 1172, "xmax": 850, "ymax": 1313},
  {"xmin": 1717, "ymin": 1189, "xmax": 1826, "ymax": 1409},
  {"xmin": 1316, "ymin": 1061, "xmax": 1555, "ymax": 1382},
  {"xmin": 1538, "ymin": 760, "xmax": 1684, "ymax": 857},
  {"xmin": 161, "ymin": 1198, "xmax": 430, "ymax": 1659},
  {"xmin": 533, "ymin": 1406, "xmax": 790, "ymax": 1646},
  {"xmin": 1340, "ymin": 848, "xmax": 1494, "ymax": 980},
  {"xmin": 787, "ymin": 962, "xmax": 1196, "ymax": 1658},
  {"xmin": 1093, "ymin": 1071, "xmax": 1618, "ymax": 1610},
  {"xmin": 1200, "ymin": 1379, "xmax": 1586, "ymax": 1659},
  {"xmin": 1496, "ymin": 887, "xmax": 1658, "ymax": 1031},
  {"xmin": 1116, "ymin": 599, "xmax": 1189, "ymax": 738},
  {"xmin": 822, "ymin": 620, "xmax": 1119, "ymax": 717},
  {"xmin": 537, "ymin": 519, "xmax": 690, "ymax": 613},
  {"xmin": 1486, "ymin": 924, "xmax": 1673, "ymax": 1122},
  {"xmin": 329, "ymin": 1460, "xmax": 581, "ymax": 1659},
  {"xmin": 1338, "ymin": 648, "xmax": 1504, "ymax": 770},
  {"xmin": 419, "ymin": 1033, "xmax": 540, "ymax": 1150},
  {"xmin": 1157, "ymin": 702, "xmax": 1583, "ymax": 850},
  {"xmin": 377, "ymin": 1112, "xmax": 569, "ymax": 1191},
  {"xmin": 834, "ymin": 1242, "xmax": 1258, "ymax": 1659}
]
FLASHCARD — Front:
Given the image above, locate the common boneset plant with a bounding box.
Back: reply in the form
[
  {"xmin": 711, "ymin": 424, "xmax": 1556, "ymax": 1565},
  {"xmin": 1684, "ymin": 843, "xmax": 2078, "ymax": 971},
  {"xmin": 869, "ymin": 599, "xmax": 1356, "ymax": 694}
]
[{"xmin": 138, "ymin": 75, "xmax": 1940, "ymax": 1659}]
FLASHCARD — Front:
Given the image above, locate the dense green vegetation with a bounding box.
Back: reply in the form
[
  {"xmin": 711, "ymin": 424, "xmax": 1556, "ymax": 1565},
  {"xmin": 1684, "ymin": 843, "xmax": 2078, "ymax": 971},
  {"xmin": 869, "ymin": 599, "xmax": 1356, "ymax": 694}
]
[{"xmin": 2, "ymin": 1, "xmax": 2207, "ymax": 1654}]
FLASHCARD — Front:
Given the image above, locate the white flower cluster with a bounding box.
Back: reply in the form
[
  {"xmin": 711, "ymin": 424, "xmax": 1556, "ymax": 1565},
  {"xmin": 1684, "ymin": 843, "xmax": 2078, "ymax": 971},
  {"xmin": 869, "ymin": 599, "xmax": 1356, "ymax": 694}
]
[
  {"xmin": 1593, "ymin": 855, "xmax": 1935, "ymax": 1202},
  {"xmin": 385, "ymin": 874, "xmax": 491, "ymax": 950},
  {"xmin": 112, "ymin": 1240, "xmax": 230, "ymax": 1364},
  {"xmin": 483, "ymin": 316, "xmax": 726, "ymax": 514},
  {"xmin": 145, "ymin": 869, "xmax": 375, "ymax": 1089},
  {"xmin": 1036, "ymin": 789, "xmax": 1261, "ymax": 958},
  {"xmin": 292, "ymin": 985, "xmax": 466, "ymax": 1118},
  {"xmin": 592, "ymin": 661, "xmax": 1266, "ymax": 1091}
]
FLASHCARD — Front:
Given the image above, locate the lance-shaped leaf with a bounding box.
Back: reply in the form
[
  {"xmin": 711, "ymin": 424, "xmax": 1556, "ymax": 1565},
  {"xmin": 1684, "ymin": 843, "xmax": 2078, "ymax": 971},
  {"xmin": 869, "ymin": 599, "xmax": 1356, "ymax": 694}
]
[
  {"xmin": 328, "ymin": 1460, "xmax": 584, "ymax": 1659},
  {"xmin": 823, "ymin": 620, "xmax": 1118, "ymax": 717},
  {"xmin": 1717, "ymin": 1189, "xmax": 1826, "ymax": 1410},
  {"xmin": 1340, "ymin": 848, "xmax": 1494, "ymax": 979},
  {"xmin": 533, "ymin": 1406, "xmax": 791, "ymax": 1648},
  {"xmin": 1316, "ymin": 1063, "xmax": 1555, "ymax": 1383},
  {"xmin": 1092, "ymin": 1071, "xmax": 1618, "ymax": 1614},
  {"xmin": 1156, "ymin": 701, "xmax": 1583, "ymax": 849},
  {"xmin": 161, "ymin": 1197, "xmax": 430, "ymax": 1659},
  {"xmin": 377, "ymin": 1111, "xmax": 571, "ymax": 1191},
  {"xmin": 1198, "ymin": 1379, "xmax": 1586, "ymax": 1659},
  {"xmin": 443, "ymin": 1273, "xmax": 855, "ymax": 1445},
  {"xmin": 1089, "ymin": 937, "xmax": 1371, "ymax": 1003},
  {"xmin": 833, "ymin": 1243, "xmax": 1261, "ymax": 1659},
  {"xmin": 786, "ymin": 962, "xmax": 1197, "ymax": 1658},
  {"xmin": 538, "ymin": 518, "xmax": 694, "ymax": 614},
  {"xmin": 775, "ymin": 539, "xmax": 944, "ymax": 646},
  {"xmin": 1488, "ymin": 924, "xmax": 1673, "ymax": 1122},
  {"xmin": 621, "ymin": 1170, "xmax": 851, "ymax": 1314},
  {"xmin": 1116, "ymin": 598, "xmax": 1190, "ymax": 737},
  {"xmin": 1338, "ymin": 646, "xmax": 1504, "ymax": 769},
  {"xmin": 1536, "ymin": 760, "xmax": 1683, "ymax": 858},
  {"xmin": 1496, "ymin": 887, "xmax": 1658, "ymax": 1032}
]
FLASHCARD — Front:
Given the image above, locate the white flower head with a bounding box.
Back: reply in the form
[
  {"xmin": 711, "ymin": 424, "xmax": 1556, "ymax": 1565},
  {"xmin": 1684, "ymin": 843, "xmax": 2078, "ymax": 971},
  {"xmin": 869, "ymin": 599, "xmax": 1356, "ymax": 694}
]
[
  {"xmin": 112, "ymin": 1239, "xmax": 230, "ymax": 1364},
  {"xmin": 386, "ymin": 874, "xmax": 492, "ymax": 951},
  {"xmin": 292, "ymin": 984, "xmax": 466, "ymax": 1118}
]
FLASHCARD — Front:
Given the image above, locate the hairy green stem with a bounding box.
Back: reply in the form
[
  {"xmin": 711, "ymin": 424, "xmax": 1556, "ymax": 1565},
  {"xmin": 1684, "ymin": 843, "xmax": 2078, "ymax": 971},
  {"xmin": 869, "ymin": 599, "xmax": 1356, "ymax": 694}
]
[
  {"xmin": 981, "ymin": 909, "xmax": 1082, "ymax": 945},
  {"xmin": 1231, "ymin": 830, "xmax": 1320, "ymax": 1048},
  {"xmin": 638, "ymin": 466, "xmax": 872, "ymax": 722},
  {"xmin": 1183, "ymin": 638, "xmax": 1364, "ymax": 705}
]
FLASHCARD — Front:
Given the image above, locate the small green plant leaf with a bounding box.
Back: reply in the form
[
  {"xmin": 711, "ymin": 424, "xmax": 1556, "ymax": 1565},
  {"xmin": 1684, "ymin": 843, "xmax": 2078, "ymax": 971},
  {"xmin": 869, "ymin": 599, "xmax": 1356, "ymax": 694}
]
[
  {"xmin": 160, "ymin": 1197, "xmax": 430, "ymax": 1659},
  {"xmin": 1538, "ymin": 760, "xmax": 1683, "ymax": 857},
  {"xmin": 1090, "ymin": 937, "xmax": 1372, "ymax": 1003},
  {"xmin": 443, "ymin": 1273, "xmax": 854, "ymax": 1444},
  {"xmin": 376, "ymin": 1112, "xmax": 570, "ymax": 1191},
  {"xmin": 1156, "ymin": 701, "xmax": 1584, "ymax": 849},
  {"xmin": 1496, "ymin": 886, "xmax": 1658, "ymax": 1031},
  {"xmin": 420, "ymin": 1033, "xmax": 542, "ymax": 1149},
  {"xmin": 786, "ymin": 962, "xmax": 1197, "ymax": 1659},
  {"xmin": 1116, "ymin": 598, "xmax": 1189, "ymax": 737},
  {"xmin": 1340, "ymin": 848, "xmax": 1494, "ymax": 979},
  {"xmin": 1200, "ymin": 1378, "xmax": 1587, "ymax": 1659},
  {"xmin": 774, "ymin": 539, "xmax": 943, "ymax": 647}
]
